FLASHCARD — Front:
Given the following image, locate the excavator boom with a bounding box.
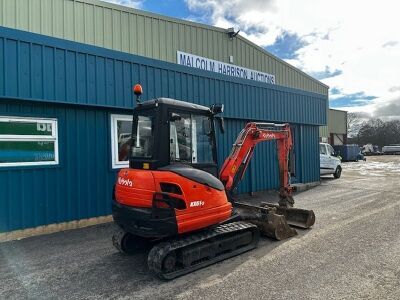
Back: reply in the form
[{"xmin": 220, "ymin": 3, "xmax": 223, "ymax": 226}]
[{"xmin": 219, "ymin": 122, "xmax": 294, "ymax": 206}]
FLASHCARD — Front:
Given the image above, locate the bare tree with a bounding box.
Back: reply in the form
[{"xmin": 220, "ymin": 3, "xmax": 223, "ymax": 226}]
[
  {"xmin": 347, "ymin": 112, "xmax": 367, "ymax": 137},
  {"xmin": 347, "ymin": 112, "xmax": 359, "ymax": 129},
  {"xmin": 357, "ymin": 119, "xmax": 400, "ymax": 147}
]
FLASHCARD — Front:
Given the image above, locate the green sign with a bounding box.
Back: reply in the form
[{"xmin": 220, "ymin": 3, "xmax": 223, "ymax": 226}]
[
  {"xmin": 0, "ymin": 141, "xmax": 55, "ymax": 163},
  {"xmin": 0, "ymin": 121, "xmax": 53, "ymax": 136}
]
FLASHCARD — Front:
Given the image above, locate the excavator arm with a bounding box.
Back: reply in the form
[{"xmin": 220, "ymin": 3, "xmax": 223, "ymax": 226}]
[
  {"xmin": 219, "ymin": 122, "xmax": 294, "ymax": 207},
  {"xmin": 217, "ymin": 121, "xmax": 315, "ymax": 240}
]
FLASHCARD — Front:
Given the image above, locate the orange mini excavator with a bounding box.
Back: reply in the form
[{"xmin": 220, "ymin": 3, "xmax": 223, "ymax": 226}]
[{"xmin": 112, "ymin": 85, "xmax": 315, "ymax": 279}]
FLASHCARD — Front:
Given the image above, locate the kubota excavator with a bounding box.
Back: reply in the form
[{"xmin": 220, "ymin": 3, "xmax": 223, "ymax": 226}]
[{"xmin": 112, "ymin": 84, "xmax": 315, "ymax": 280}]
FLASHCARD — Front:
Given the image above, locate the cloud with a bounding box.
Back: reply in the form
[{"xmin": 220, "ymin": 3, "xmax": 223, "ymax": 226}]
[
  {"xmin": 265, "ymin": 31, "xmax": 308, "ymax": 59},
  {"xmin": 102, "ymin": 0, "xmax": 144, "ymax": 8},
  {"xmin": 309, "ymin": 67, "xmax": 342, "ymax": 80},
  {"xmin": 389, "ymin": 86, "xmax": 400, "ymax": 93},
  {"xmin": 331, "ymin": 92, "xmax": 376, "ymax": 102},
  {"xmin": 372, "ymin": 95, "xmax": 400, "ymax": 119},
  {"xmin": 330, "ymin": 87, "xmax": 341, "ymax": 95},
  {"xmin": 330, "ymin": 92, "xmax": 376, "ymax": 112},
  {"xmin": 185, "ymin": 0, "xmax": 400, "ymax": 118},
  {"xmin": 336, "ymin": 93, "xmax": 400, "ymax": 120},
  {"xmin": 186, "ymin": 0, "xmax": 280, "ymax": 44},
  {"xmin": 382, "ymin": 41, "xmax": 399, "ymax": 48},
  {"xmin": 375, "ymin": 102, "xmax": 400, "ymax": 117}
]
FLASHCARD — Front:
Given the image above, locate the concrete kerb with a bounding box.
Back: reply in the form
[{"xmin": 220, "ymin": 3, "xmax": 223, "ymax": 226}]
[
  {"xmin": 0, "ymin": 215, "xmax": 113, "ymax": 243},
  {"xmin": 291, "ymin": 181, "xmax": 321, "ymax": 192}
]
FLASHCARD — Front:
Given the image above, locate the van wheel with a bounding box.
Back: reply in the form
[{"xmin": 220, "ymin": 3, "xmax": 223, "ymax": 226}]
[{"xmin": 333, "ymin": 166, "xmax": 342, "ymax": 179}]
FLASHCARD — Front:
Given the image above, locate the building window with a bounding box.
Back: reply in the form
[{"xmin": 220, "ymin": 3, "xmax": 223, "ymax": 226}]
[
  {"xmin": 0, "ymin": 116, "xmax": 59, "ymax": 167},
  {"xmin": 111, "ymin": 114, "xmax": 133, "ymax": 169}
]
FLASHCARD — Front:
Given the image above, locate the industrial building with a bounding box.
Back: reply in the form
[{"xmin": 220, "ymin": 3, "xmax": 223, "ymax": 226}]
[
  {"xmin": 320, "ymin": 109, "xmax": 348, "ymax": 145},
  {"xmin": 0, "ymin": 0, "xmax": 328, "ymax": 237}
]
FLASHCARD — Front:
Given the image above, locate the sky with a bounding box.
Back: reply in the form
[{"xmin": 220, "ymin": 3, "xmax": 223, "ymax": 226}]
[{"xmin": 103, "ymin": 0, "xmax": 400, "ymax": 120}]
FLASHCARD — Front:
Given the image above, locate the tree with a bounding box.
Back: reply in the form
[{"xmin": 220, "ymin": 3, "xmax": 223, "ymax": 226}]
[
  {"xmin": 347, "ymin": 112, "xmax": 368, "ymax": 137},
  {"xmin": 357, "ymin": 119, "xmax": 400, "ymax": 147}
]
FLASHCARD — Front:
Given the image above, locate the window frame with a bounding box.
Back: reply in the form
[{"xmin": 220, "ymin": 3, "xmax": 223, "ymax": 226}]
[
  {"xmin": 0, "ymin": 116, "xmax": 59, "ymax": 167},
  {"xmin": 110, "ymin": 114, "xmax": 132, "ymax": 169}
]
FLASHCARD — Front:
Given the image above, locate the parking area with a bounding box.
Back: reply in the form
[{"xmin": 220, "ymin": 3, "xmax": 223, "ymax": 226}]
[{"xmin": 1, "ymin": 156, "xmax": 400, "ymax": 300}]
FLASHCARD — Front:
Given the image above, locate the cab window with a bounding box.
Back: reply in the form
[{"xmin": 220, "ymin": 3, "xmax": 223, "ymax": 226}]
[
  {"xmin": 192, "ymin": 115, "xmax": 213, "ymax": 163},
  {"xmin": 131, "ymin": 114, "xmax": 154, "ymax": 158},
  {"xmin": 170, "ymin": 113, "xmax": 191, "ymax": 162},
  {"xmin": 169, "ymin": 113, "xmax": 214, "ymax": 164}
]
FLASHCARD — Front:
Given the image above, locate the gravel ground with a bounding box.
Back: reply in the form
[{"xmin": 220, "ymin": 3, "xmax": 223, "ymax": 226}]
[{"xmin": 1, "ymin": 156, "xmax": 399, "ymax": 299}]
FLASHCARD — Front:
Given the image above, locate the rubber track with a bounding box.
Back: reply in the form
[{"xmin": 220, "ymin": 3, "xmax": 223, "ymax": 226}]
[{"xmin": 147, "ymin": 221, "xmax": 259, "ymax": 280}]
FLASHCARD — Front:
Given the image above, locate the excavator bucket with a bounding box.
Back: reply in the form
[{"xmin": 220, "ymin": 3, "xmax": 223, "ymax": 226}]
[
  {"xmin": 234, "ymin": 202, "xmax": 315, "ymax": 240},
  {"xmin": 250, "ymin": 211, "xmax": 297, "ymax": 240},
  {"xmin": 261, "ymin": 203, "xmax": 316, "ymax": 229}
]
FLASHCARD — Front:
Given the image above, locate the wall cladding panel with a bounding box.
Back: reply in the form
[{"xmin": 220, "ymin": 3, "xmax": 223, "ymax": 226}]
[{"xmin": 0, "ymin": 100, "xmax": 117, "ymax": 232}]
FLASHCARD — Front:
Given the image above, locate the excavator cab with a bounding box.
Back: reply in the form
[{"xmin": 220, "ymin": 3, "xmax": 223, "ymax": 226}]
[{"xmin": 129, "ymin": 98, "xmax": 222, "ymax": 177}]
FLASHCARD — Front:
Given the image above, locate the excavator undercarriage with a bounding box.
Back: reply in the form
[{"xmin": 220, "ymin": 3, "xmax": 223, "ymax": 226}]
[{"xmin": 113, "ymin": 200, "xmax": 315, "ymax": 279}]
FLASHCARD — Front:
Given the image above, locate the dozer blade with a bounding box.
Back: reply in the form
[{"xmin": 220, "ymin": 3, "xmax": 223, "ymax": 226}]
[
  {"xmin": 234, "ymin": 202, "xmax": 297, "ymax": 241},
  {"xmin": 260, "ymin": 202, "xmax": 315, "ymax": 229}
]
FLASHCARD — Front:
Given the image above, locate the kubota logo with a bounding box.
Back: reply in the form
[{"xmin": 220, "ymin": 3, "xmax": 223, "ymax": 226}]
[
  {"xmin": 118, "ymin": 177, "xmax": 133, "ymax": 187},
  {"xmin": 262, "ymin": 133, "xmax": 276, "ymax": 139},
  {"xmin": 190, "ymin": 201, "xmax": 205, "ymax": 207}
]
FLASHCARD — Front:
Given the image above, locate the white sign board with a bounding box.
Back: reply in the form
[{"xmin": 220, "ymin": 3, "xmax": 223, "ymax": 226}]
[{"xmin": 177, "ymin": 51, "xmax": 275, "ymax": 85}]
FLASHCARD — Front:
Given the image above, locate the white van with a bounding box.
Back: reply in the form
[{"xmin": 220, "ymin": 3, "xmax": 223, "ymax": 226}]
[{"xmin": 320, "ymin": 143, "xmax": 342, "ymax": 178}]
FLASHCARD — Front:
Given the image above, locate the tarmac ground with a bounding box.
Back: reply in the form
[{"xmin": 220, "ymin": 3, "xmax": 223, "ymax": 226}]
[{"xmin": 1, "ymin": 155, "xmax": 399, "ymax": 299}]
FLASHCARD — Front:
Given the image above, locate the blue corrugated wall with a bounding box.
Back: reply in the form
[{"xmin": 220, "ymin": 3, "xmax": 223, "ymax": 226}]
[
  {"xmin": 0, "ymin": 100, "xmax": 116, "ymax": 231},
  {"xmin": 0, "ymin": 27, "xmax": 325, "ymax": 232},
  {"xmin": 0, "ymin": 27, "xmax": 327, "ymax": 125},
  {"xmin": 216, "ymin": 119, "xmax": 320, "ymax": 194}
]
